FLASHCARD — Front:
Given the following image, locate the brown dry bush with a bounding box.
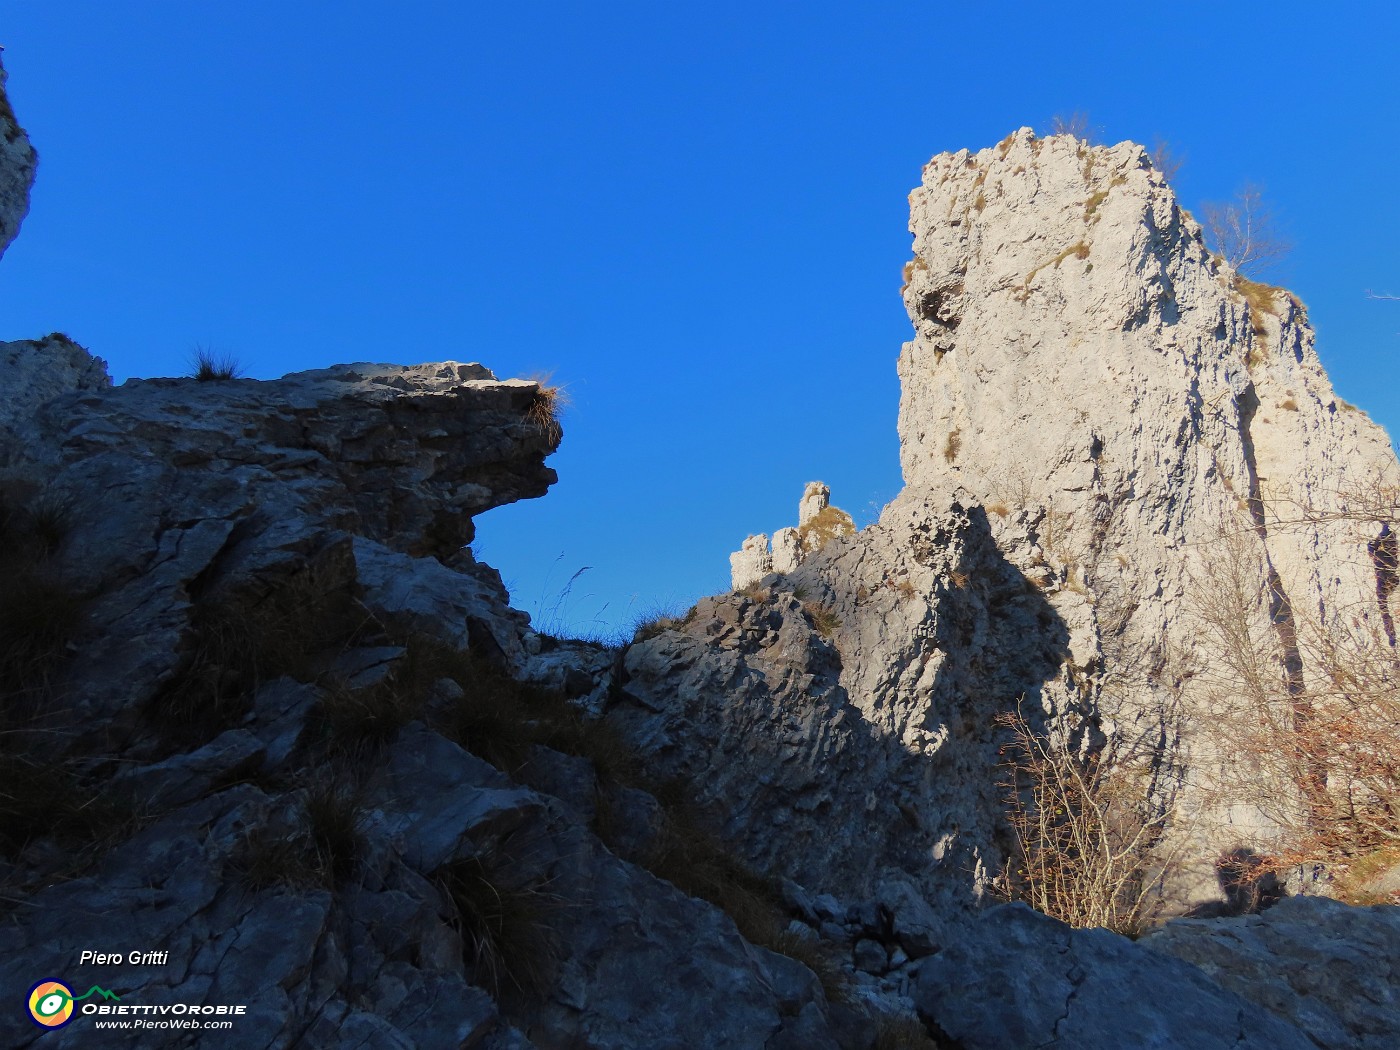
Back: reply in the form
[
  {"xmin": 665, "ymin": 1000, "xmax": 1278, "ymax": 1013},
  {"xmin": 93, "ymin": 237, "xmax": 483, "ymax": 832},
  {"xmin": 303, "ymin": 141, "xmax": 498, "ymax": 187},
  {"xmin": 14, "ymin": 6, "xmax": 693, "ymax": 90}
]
[
  {"xmin": 522, "ymin": 373, "xmax": 568, "ymax": 446},
  {"xmin": 1189, "ymin": 516, "xmax": 1400, "ymax": 895}
]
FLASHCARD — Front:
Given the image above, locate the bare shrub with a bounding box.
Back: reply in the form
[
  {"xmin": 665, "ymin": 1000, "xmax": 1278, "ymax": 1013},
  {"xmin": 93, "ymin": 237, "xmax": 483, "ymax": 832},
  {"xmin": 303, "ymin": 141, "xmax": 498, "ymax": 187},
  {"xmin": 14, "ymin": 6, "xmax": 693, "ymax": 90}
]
[
  {"xmin": 1149, "ymin": 138, "xmax": 1185, "ymax": 182},
  {"xmin": 996, "ymin": 699, "xmax": 1178, "ymax": 934},
  {"xmin": 1049, "ymin": 111, "xmax": 1093, "ymax": 140}
]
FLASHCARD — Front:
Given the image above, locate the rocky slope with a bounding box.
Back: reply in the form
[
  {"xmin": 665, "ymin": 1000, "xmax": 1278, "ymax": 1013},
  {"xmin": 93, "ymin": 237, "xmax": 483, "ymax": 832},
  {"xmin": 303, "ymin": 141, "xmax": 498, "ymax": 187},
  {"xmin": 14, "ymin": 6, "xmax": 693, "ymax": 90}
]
[
  {"xmin": 3, "ymin": 57, "xmax": 1398, "ymax": 1048},
  {"xmin": 0, "ymin": 340, "xmax": 850, "ymax": 1049}
]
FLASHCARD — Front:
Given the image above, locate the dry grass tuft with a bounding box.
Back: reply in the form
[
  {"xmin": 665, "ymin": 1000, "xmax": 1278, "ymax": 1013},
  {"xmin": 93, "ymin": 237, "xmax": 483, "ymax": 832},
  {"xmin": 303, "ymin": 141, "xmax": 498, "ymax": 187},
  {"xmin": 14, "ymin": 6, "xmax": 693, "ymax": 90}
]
[
  {"xmin": 150, "ymin": 562, "xmax": 370, "ymax": 748},
  {"xmin": 797, "ymin": 505, "xmax": 856, "ymax": 553},
  {"xmin": 943, "ymin": 427, "xmax": 962, "ymax": 464},
  {"xmin": 630, "ymin": 603, "xmax": 693, "ymax": 644},
  {"xmin": 190, "ymin": 345, "xmax": 244, "ymax": 381},
  {"xmin": 523, "ymin": 373, "xmax": 569, "ymax": 446},
  {"xmin": 872, "ymin": 1014, "xmax": 945, "ymax": 1049},
  {"xmin": 636, "ymin": 794, "xmax": 850, "ymax": 998},
  {"xmin": 0, "ymin": 484, "xmax": 86, "ymax": 703},
  {"xmin": 803, "ymin": 602, "xmax": 841, "ymax": 638},
  {"xmin": 435, "ymin": 846, "xmax": 565, "ymax": 997},
  {"xmin": 304, "ymin": 779, "xmax": 365, "ymax": 885},
  {"xmin": 400, "ymin": 637, "xmax": 639, "ymax": 785}
]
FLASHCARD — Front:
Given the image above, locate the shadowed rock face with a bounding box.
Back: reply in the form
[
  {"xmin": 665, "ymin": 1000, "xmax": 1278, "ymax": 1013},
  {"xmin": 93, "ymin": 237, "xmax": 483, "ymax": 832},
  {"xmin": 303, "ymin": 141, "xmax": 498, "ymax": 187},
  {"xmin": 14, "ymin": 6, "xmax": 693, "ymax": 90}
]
[
  {"xmin": 622, "ymin": 495, "xmax": 1073, "ymax": 917},
  {"xmin": 0, "ymin": 338, "xmax": 845, "ymax": 1047},
  {"xmin": 0, "ymin": 342, "xmax": 562, "ymax": 735},
  {"xmin": 915, "ymin": 903, "xmax": 1319, "ymax": 1050},
  {"xmin": 0, "ymin": 56, "xmax": 37, "ymax": 261}
]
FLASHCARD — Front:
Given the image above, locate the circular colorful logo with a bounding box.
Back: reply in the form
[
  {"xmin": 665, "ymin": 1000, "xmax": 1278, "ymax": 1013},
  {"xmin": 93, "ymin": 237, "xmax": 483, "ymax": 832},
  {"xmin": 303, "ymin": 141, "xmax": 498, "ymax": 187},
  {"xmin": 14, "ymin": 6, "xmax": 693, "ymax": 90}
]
[{"xmin": 28, "ymin": 980, "xmax": 76, "ymax": 1029}]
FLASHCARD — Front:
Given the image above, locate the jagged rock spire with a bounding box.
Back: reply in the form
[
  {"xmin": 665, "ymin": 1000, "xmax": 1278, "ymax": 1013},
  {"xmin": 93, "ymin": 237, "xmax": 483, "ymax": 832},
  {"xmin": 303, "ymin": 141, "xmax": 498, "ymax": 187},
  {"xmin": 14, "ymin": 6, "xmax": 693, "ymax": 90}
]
[{"xmin": 0, "ymin": 51, "xmax": 37, "ymax": 262}]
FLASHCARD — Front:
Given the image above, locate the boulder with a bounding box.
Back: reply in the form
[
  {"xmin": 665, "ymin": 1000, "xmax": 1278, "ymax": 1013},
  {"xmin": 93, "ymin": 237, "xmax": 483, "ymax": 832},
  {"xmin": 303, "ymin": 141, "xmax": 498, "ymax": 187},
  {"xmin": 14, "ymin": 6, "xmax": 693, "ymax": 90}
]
[
  {"xmin": 1143, "ymin": 895, "xmax": 1400, "ymax": 1050},
  {"xmin": 913, "ymin": 903, "xmax": 1317, "ymax": 1049}
]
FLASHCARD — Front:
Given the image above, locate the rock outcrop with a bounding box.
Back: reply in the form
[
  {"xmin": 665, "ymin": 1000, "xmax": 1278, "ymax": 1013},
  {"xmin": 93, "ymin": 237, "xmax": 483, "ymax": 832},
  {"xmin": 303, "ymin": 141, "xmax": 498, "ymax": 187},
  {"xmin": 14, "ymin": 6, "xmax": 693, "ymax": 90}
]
[
  {"xmin": 914, "ymin": 903, "xmax": 1319, "ymax": 1050},
  {"xmin": 628, "ymin": 495, "xmax": 1068, "ymax": 915},
  {"xmin": 897, "ymin": 127, "xmax": 1400, "ymax": 893},
  {"xmin": 0, "ymin": 54, "xmax": 37, "ymax": 260},
  {"xmin": 693, "ymin": 127, "xmax": 1400, "ymax": 912},
  {"xmin": 729, "ymin": 481, "xmax": 856, "ymax": 589}
]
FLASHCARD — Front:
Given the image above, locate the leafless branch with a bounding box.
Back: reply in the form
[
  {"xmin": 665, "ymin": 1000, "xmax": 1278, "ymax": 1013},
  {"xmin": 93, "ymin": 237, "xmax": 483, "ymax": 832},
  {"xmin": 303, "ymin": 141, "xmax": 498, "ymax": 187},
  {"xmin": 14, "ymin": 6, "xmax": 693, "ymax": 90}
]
[{"xmin": 1201, "ymin": 184, "xmax": 1292, "ymax": 276}]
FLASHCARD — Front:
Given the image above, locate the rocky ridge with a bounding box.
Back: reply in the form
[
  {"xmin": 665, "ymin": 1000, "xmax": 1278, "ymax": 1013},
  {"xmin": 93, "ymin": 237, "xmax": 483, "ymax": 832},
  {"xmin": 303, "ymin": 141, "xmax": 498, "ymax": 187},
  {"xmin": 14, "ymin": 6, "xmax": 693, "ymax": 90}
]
[
  {"xmin": 729, "ymin": 481, "xmax": 856, "ymax": 589},
  {"xmin": 3, "ymin": 56, "xmax": 1398, "ymax": 1049}
]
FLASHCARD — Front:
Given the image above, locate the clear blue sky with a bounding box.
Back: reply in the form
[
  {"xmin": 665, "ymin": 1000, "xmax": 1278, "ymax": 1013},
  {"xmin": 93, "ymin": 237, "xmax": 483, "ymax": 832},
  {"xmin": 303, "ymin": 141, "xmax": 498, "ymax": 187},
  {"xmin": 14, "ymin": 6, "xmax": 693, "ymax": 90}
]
[{"xmin": 3, "ymin": 3, "xmax": 1397, "ymax": 638}]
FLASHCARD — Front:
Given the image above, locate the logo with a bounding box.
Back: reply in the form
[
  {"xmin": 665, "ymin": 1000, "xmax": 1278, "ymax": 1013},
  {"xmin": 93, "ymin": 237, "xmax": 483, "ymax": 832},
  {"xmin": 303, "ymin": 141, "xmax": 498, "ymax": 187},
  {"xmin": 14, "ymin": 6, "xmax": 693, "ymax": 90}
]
[{"xmin": 27, "ymin": 980, "xmax": 120, "ymax": 1029}]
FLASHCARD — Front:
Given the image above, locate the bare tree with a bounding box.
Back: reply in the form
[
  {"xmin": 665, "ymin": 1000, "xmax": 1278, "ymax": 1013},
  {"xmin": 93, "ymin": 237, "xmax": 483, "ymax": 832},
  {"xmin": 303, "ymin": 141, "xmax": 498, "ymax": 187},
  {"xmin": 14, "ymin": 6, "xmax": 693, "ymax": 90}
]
[
  {"xmin": 1149, "ymin": 138, "xmax": 1185, "ymax": 182},
  {"xmin": 1201, "ymin": 184, "xmax": 1292, "ymax": 276}
]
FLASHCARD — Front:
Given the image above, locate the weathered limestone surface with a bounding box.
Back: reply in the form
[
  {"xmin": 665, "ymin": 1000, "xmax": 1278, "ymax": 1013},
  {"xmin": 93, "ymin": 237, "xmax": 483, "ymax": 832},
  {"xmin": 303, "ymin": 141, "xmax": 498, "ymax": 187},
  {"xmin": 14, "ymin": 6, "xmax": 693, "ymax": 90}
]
[
  {"xmin": 0, "ymin": 337, "xmax": 843, "ymax": 1048},
  {"xmin": 0, "ymin": 335, "xmax": 110, "ymax": 449},
  {"xmin": 729, "ymin": 532, "xmax": 773, "ymax": 591},
  {"xmin": 627, "ymin": 495, "xmax": 1072, "ymax": 912},
  {"xmin": 0, "ymin": 343, "xmax": 561, "ymax": 739},
  {"xmin": 898, "ymin": 127, "xmax": 1400, "ymax": 890}
]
